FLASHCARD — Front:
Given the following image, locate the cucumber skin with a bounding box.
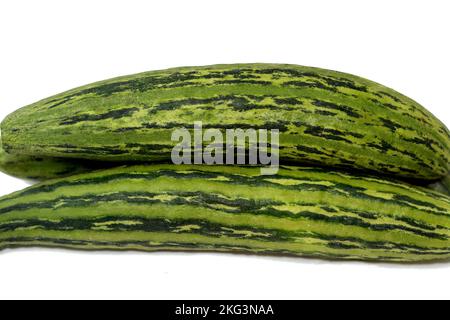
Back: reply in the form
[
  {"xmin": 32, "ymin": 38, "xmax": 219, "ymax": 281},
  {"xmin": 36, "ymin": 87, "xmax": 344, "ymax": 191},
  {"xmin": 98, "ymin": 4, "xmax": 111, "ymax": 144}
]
[
  {"xmin": 2, "ymin": 145, "xmax": 448, "ymax": 200},
  {"xmin": 0, "ymin": 164, "xmax": 449, "ymax": 263},
  {"xmin": 1, "ymin": 147, "xmax": 448, "ymax": 199},
  {"xmin": 0, "ymin": 145, "xmax": 113, "ymax": 181},
  {"xmin": 2, "ymin": 63, "xmax": 449, "ymax": 181}
]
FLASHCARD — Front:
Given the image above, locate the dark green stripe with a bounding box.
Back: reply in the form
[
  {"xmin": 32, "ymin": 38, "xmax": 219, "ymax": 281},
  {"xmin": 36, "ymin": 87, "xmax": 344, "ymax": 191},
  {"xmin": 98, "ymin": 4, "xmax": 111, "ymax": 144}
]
[
  {"xmin": 5, "ymin": 168, "xmax": 448, "ymax": 217},
  {"xmin": 59, "ymin": 107, "xmax": 140, "ymax": 125},
  {"xmin": 0, "ymin": 189, "xmax": 447, "ymax": 241}
]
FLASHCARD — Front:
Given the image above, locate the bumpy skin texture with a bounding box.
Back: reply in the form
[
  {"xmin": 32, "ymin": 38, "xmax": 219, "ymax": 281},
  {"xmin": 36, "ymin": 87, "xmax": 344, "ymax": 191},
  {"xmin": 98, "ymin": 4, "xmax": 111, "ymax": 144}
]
[
  {"xmin": 0, "ymin": 164, "xmax": 449, "ymax": 263},
  {"xmin": 1, "ymin": 64, "xmax": 449, "ymax": 181}
]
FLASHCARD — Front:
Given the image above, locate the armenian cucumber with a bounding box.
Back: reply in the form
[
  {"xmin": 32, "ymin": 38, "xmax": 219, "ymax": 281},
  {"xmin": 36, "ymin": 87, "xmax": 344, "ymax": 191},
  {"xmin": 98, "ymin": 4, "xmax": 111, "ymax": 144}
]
[
  {"xmin": 2, "ymin": 64, "xmax": 448, "ymax": 181},
  {"xmin": 0, "ymin": 164, "xmax": 449, "ymax": 262}
]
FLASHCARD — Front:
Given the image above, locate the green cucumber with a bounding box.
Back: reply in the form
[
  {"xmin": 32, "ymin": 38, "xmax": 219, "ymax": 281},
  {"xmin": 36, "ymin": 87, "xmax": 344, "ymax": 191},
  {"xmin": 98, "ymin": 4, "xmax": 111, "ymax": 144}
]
[
  {"xmin": 0, "ymin": 144, "xmax": 113, "ymax": 181},
  {"xmin": 0, "ymin": 164, "xmax": 449, "ymax": 262},
  {"xmin": 1, "ymin": 64, "xmax": 448, "ymax": 181}
]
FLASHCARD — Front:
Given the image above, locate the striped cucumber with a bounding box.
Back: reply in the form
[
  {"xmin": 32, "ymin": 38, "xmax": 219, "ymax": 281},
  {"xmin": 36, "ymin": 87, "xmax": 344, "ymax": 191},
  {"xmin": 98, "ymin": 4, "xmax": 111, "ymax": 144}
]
[
  {"xmin": 0, "ymin": 164, "xmax": 449, "ymax": 262},
  {"xmin": 0, "ymin": 144, "xmax": 113, "ymax": 181},
  {"xmin": 1, "ymin": 64, "xmax": 449, "ymax": 181}
]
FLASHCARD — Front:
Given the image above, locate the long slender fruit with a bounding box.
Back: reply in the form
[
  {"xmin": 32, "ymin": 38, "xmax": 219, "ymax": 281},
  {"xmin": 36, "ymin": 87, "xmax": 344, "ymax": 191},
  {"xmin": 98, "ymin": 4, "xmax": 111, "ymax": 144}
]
[
  {"xmin": 0, "ymin": 164, "xmax": 449, "ymax": 262},
  {"xmin": 0, "ymin": 144, "xmax": 112, "ymax": 181},
  {"xmin": 2, "ymin": 64, "xmax": 449, "ymax": 181}
]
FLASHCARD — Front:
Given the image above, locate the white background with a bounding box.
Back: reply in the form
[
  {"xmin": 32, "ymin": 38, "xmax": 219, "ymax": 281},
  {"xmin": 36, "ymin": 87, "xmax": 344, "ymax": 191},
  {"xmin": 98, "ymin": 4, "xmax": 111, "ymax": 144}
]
[{"xmin": 0, "ymin": 0, "xmax": 449, "ymax": 300}]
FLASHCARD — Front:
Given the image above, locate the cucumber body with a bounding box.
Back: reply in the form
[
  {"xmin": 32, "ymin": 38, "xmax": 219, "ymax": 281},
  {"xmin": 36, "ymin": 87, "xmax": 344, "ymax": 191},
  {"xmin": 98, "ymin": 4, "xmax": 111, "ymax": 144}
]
[
  {"xmin": 0, "ymin": 145, "xmax": 113, "ymax": 181},
  {"xmin": 2, "ymin": 64, "xmax": 448, "ymax": 181},
  {"xmin": 0, "ymin": 164, "xmax": 449, "ymax": 262}
]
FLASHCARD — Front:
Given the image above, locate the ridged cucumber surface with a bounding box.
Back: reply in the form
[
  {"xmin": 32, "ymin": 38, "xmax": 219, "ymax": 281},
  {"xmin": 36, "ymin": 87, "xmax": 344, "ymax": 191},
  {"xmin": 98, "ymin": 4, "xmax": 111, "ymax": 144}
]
[
  {"xmin": 1, "ymin": 64, "xmax": 449, "ymax": 181},
  {"xmin": 0, "ymin": 164, "xmax": 449, "ymax": 262}
]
